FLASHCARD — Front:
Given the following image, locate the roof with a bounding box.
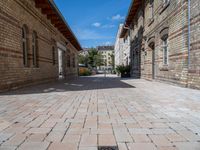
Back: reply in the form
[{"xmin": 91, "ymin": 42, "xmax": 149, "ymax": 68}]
[
  {"xmin": 35, "ymin": 0, "xmax": 82, "ymax": 50},
  {"xmin": 120, "ymin": 0, "xmax": 142, "ymax": 38},
  {"xmin": 97, "ymin": 46, "xmax": 114, "ymax": 51}
]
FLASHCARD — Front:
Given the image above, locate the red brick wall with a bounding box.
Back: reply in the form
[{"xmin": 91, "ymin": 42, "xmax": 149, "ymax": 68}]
[
  {"xmin": 187, "ymin": 0, "xmax": 200, "ymax": 89},
  {"xmin": 128, "ymin": 0, "xmax": 200, "ymax": 89},
  {"xmin": 0, "ymin": 0, "xmax": 78, "ymax": 91}
]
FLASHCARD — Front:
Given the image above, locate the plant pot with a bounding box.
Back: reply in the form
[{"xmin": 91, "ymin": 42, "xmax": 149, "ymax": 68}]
[{"xmin": 121, "ymin": 72, "xmax": 131, "ymax": 78}]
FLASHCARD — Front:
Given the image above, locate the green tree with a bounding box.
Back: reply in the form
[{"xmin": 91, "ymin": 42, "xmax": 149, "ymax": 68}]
[
  {"xmin": 87, "ymin": 48, "xmax": 103, "ymax": 68},
  {"xmin": 87, "ymin": 48, "xmax": 98, "ymax": 67},
  {"xmin": 78, "ymin": 54, "xmax": 88, "ymax": 66},
  {"xmin": 95, "ymin": 53, "xmax": 104, "ymax": 67},
  {"xmin": 108, "ymin": 52, "xmax": 115, "ymax": 69}
]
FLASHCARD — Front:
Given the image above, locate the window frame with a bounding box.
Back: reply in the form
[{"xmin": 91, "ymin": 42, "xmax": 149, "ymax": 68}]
[
  {"xmin": 72, "ymin": 54, "xmax": 76, "ymax": 68},
  {"xmin": 32, "ymin": 31, "xmax": 38, "ymax": 67},
  {"xmin": 67, "ymin": 54, "xmax": 71, "ymax": 67},
  {"xmin": 52, "ymin": 46, "xmax": 56, "ymax": 65},
  {"xmin": 162, "ymin": 36, "xmax": 169, "ymax": 65},
  {"xmin": 149, "ymin": 0, "xmax": 154, "ymax": 20},
  {"xmin": 22, "ymin": 25, "xmax": 28, "ymax": 67},
  {"xmin": 163, "ymin": 0, "xmax": 170, "ymax": 5}
]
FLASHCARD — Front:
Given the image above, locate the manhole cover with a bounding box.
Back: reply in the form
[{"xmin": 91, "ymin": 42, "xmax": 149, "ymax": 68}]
[{"xmin": 98, "ymin": 146, "xmax": 119, "ymax": 150}]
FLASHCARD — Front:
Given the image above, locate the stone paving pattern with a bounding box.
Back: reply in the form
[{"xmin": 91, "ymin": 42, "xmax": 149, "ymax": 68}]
[{"xmin": 0, "ymin": 75, "xmax": 200, "ymax": 150}]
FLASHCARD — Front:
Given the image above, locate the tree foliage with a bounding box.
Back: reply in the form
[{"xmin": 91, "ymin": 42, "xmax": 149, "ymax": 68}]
[{"xmin": 78, "ymin": 48, "xmax": 104, "ymax": 68}]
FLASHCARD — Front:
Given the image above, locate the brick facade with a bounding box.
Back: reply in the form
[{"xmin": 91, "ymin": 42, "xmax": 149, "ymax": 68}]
[
  {"xmin": 120, "ymin": 0, "xmax": 200, "ymax": 89},
  {"xmin": 0, "ymin": 0, "xmax": 80, "ymax": 92}
]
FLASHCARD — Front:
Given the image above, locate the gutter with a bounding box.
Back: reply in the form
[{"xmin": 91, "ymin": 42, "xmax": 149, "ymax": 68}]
[{"xmin": 187, "ymin": 0, "xmax": 191, "ymax": 68}]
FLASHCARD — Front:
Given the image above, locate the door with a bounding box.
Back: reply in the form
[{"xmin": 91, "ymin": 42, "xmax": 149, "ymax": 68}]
[
  {"xmin": 58, "ymin": 48, "xmax": 64, "ymax": 79},
  {"xmin": 152, "ymin": 45, "xmax": 155, "ymax": 79}
]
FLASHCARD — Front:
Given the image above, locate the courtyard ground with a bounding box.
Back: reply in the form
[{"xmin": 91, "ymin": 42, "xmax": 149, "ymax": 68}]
[{"xmin": 0, "ymin": 75, "xmax": 200, "ymax": 150}]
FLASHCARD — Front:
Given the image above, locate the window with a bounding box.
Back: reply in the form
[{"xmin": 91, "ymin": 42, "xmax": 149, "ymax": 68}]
[
  {"xmin": 149, "ymin": 0, "xmax": 154, "ymax": 19},
  {"xmin": 32, "ymin": 31, "xmax": 38, "ymax": 67},
  {"xmin": 22, "ymin": 25, "xmax": 28, "ymax": 67},
  {"xmin": 72, "ymin": 54, "xmax": 75, "ymax": 68},
  {"xmin": 163, "ymin": 0, "xmax": 170, "ymax": 5},
  {"xmin": 162, "ymin": 36, "xmax": 169, "ymax": 65},
  {"xmin": 52, "ymin": 46, "xmax": 56, "ymax": 65},
  {"xmin": 67, "ymin": 55, "xmax": 70, "ymax": 67}
]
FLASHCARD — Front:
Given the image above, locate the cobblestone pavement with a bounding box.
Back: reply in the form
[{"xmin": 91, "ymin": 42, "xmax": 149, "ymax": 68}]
[{"xmin": 0, "ymin": 75, "xmax": 200, "ymax": 150}]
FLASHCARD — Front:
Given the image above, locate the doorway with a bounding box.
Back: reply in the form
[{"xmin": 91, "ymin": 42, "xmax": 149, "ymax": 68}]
[
  {"xmin": 151, "ymin": 44, "xmax": 155, "ymax": 79},
  {"xmin": 58, "ymin": 48, "xmax": 64, "ymax": 79}
]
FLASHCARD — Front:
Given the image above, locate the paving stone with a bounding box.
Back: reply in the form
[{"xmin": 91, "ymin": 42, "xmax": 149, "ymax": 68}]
[
  {"xmin": 165, "ymin": 133, "xmax": 187, "ymax": 142},
  {"xmin": 1, "ymin": 75, "xmax": 200, "ymax": 149},
  {"xmin": 114, "ymin": 131, "xmax": 133, "ymax": 143},
  {"xmin": 157, "ymin": 147, "xmax": 178, "ymax": 150},
  {"xmin": 177, "ymin": 131, "xmax": 200, "ymax": 142},
  {"xmin": 27, "ymin": 134, "xmax": 46, "ymax": 142},
  {"xmin": 26, "ymin": 128, "xmax": 51, "ymax": 134},
  {"xmin": 174, "ymin": 142, "xmax": 200, "ymax": 150},
  {"xmin": 48, "ymin": 142, "xmax": 77, "ymax": 150},
  {"xmin": 0, "ymin": 145, "xmax": 17, "ymax": 150},
  {"xmin": 18, "ymin": 141, "xmax": 50, "ymax": 150},
  {"xmin": 0, "ymin": 133, "xmax": 14, "ymax": 144},
  {"xmin": 80, "ymin": 134, "xmax": 97, "ymax": 147},
  {"xmin": 79, "ymin": 147, "xmax": 98, "ymax": 150},
  {"xmin": 127, "ymin": 143, "xmax": 157, "ymax": 150},
  {"xmin": 62, "ymin": 134, "xmax": 81, "ymax": 144},
  {"xmin": 98, "ymin": 134, "xmax": 116, "ymax": 146},
  {"xmin": 149, "ymin": 135, "xmax": 172, "ymax": 147},
  {"xmin": 131, "ymin": 134, "xmax": 151, "ymax": 143},
  {"xmin": 117, "ymin": 143, "xmax": 128, "ymax": 150},
  {"xmin": 2, "ymin": 134, "xmax": 27, "ymax": 146},
  {"xmin": 45, "ymin": 131, "xmax": 64, "ymax": 142}
]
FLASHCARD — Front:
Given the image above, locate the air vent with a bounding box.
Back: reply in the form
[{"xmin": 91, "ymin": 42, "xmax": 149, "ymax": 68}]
[{"xmin": 98, "ymin": 146, "xmax": 119, "ymax": 150}]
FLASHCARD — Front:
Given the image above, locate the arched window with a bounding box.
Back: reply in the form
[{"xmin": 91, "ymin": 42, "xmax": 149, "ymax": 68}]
[
  {"xmin": 160, "ymin": 27, "xmax": 169, "ymax": 65},
  {"xmin": 149, "ymin": 0, "xmax": 154, "ymax": 19},
  {"xmin": 162, "ymin": 35, "xmax": 169, "ymax": 65},
  {"xmin": 32, "ymin": 31, "xmax": 38, "ymax": 67},
  {"xmin": 22, "ymin": 25, "xmax": 28, "ymax": 67}
]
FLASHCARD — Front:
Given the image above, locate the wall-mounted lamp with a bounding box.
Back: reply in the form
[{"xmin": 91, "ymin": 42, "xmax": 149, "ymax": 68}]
[{"xmin": 123, "ymin": 24, "xmax": 130, "ymax": 30}]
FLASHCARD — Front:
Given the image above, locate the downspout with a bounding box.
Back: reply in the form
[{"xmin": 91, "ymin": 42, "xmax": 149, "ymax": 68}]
[
  {"xmin": 187, "ymin": 0, "xmax": 191, "ymax": 68},
  {"xmin": 187, "ymin": 0, "xmax": 191, "ymax": 87}
]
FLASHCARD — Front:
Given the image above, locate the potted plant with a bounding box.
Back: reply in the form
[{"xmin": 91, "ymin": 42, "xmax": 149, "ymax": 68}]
[{"xmin": 115, "ymin": 65, "xmax": 131, "ymax": 78}]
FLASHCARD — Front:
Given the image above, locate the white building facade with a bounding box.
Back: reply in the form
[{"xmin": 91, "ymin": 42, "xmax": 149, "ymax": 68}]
[
  {"xmin": 114, "ymin": 24, "xmax": 130, "ymax": 67},
  {"xmin": 97, "ymin": 46, "xmax": 114, "ymax": 71}
]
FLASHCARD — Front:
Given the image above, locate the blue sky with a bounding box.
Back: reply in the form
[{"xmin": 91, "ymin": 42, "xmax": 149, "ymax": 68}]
[{"xmin": 54, "ymin": 0, "xmax": 131, "ymax": 48}]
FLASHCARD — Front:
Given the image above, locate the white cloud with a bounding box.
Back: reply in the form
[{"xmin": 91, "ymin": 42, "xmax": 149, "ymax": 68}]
[
  {"xmin": 111, "ymin": 14, "xmax": 125, "ymax": 20},
  {"xmin": 102, "ymin": 24, "xmax": 115, "ymax": 28},
  {"xmin": 104, "ymin": 41, "xmax": 112, "ymax": 45},
  {"xmin": 92, "ymin": 22, "xmax": 101, "ymax": 27},
  {"xmin": 76, "ymin": 29, "xmax": 114, "ymax": 40}
]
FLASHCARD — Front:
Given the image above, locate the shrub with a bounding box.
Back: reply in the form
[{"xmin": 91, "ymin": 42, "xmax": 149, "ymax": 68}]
[
  {"xmin": 79, "ymin": 67, "xmax": 92, "ymax": 76},
  {"xmin": 115, "ymin": 65, "xmax": 130, "ymax": 74}
]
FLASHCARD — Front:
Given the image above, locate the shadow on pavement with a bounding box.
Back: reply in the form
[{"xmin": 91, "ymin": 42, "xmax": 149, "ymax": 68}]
[{"xmin": 0, "ymin": 76, "xmax": 135, "ymax": 95}]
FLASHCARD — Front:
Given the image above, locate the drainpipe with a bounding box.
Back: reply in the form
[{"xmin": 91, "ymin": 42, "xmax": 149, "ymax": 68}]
[
  {"xmin": 187, "ymin": 0, "xmax": 191, "ymax": 68},
  {"xmin": 186, "ymin": 0, "xmax": 191, "ymax": 88}
]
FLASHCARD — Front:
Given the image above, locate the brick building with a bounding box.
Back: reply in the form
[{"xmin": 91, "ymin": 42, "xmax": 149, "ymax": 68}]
[
  {"xmin": 0, "ymin": 0, "xmax": 82, "ymax": 92},
  {"xmin": 120, "ymin": 0, "xmax": 200, "ymax": 89}
]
